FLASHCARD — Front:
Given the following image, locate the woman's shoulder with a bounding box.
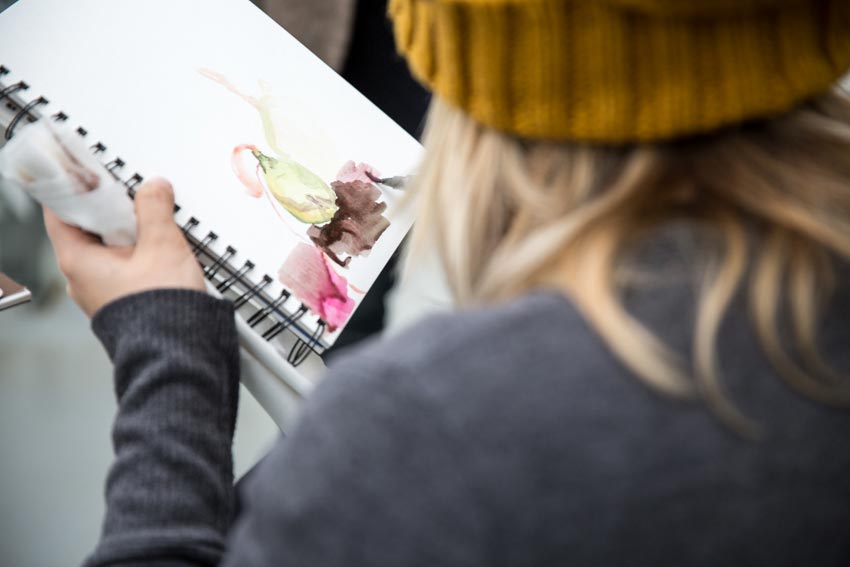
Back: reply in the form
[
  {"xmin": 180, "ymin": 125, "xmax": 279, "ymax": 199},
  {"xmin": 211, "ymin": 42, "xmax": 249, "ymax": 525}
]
[
  {"xmin": 327, "ymin": 290, "xmax": 593, "ymax": 383},
  {"xmin": 315, "ymin": 290, "xmax": 663, "ymax": 439},
  {"xmin": 237, "ymin": 292, "xmax": 620, "ymax": 566},
  {"xmin": 343, "ymin": 290, "xmax": 593, "ymax": 370}
]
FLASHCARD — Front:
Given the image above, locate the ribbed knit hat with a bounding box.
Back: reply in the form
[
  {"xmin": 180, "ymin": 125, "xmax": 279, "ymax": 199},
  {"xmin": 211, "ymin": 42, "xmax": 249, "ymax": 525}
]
[{"xmin": 389, "ymin": 0, "xmax": 850, "ymax": 143}]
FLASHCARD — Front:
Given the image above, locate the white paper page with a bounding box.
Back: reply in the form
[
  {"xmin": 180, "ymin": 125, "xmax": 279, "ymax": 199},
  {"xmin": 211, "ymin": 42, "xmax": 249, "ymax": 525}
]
[{"xmin": 0, "ymin": 0, "xmax": 422, "ymax": 346}]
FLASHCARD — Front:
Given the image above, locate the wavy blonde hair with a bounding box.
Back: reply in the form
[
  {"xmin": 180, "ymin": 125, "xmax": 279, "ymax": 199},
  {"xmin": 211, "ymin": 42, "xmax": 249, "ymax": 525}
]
[{"xmin": 406, "ymin": 94, "xmax": 850, "ymax": 436}]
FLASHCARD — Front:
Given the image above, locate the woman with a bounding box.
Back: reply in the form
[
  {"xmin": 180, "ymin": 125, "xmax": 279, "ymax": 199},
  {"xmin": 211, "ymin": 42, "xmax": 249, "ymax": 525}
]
[{"xmin": 45, "ymin": 0, "xmax": 850, "ymax": 565}]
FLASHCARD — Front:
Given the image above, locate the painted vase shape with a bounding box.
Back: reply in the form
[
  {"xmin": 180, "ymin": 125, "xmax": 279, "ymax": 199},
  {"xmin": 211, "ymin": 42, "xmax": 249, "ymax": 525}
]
[{"xmin": 252, "ymin": 149, "xmax": 339, "ymax": 225}]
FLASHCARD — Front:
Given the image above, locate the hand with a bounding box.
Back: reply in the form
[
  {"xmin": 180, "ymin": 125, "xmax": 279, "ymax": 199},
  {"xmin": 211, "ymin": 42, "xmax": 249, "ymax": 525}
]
[{"xmin": 44, "ymin": 178, "xmax": 206, "ymax": 318}]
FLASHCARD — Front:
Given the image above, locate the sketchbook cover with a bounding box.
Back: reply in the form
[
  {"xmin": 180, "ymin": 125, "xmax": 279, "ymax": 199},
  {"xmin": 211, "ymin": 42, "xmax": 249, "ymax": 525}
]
[{"xmin": 0, "ymin": 0, "xmax": 422, "ymax": 344}]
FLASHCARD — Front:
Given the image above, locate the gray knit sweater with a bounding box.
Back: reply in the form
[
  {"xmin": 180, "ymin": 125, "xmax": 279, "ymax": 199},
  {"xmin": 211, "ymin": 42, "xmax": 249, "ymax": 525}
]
[{"xmin": 84, "ymin": 273, "xmax": 850, "ymax": 565}]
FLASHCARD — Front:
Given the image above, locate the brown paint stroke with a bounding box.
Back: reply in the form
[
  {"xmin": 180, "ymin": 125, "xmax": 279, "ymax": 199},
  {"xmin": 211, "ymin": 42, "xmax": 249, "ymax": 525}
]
[{"xmin": 307, "ymin": 180, "xmax": 390, "ymax": 267}]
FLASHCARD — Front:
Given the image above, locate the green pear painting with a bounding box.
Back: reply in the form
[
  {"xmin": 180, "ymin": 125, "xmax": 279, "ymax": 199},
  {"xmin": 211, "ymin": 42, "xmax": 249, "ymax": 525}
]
[{"xmin": 234, "ymin": 144, "xmax": 338, "ymax": 225}]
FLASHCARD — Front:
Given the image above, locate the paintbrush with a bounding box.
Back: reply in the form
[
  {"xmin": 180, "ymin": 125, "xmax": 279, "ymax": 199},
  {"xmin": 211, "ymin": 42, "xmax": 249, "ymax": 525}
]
[{"xmin": 366, "ymin": 171, "xmax": 412, "ymax": 190}]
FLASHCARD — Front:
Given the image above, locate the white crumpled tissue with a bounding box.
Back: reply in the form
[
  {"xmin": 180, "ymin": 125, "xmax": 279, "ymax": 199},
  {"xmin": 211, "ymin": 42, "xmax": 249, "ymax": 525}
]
[{"xmin": 0, "ymin": 120, "xmax": 137, "ymax": 246}]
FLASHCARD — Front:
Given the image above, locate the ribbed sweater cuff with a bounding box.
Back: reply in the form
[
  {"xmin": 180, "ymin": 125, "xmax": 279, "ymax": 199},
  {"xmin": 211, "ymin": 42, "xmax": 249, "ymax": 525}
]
[{"xmin": 92, "ymin": 289, "xmax": 236, "ymax": 369}]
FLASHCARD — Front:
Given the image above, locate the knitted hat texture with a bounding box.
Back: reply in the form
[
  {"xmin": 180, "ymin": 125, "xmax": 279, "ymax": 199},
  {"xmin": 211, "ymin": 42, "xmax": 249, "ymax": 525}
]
[{"xmin": 389, "ymin": 0, "xmax": 850, "ymax": 142}]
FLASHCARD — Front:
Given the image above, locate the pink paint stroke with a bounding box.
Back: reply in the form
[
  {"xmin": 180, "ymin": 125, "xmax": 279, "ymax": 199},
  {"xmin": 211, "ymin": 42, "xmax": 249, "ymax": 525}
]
[
  {"xmin": 231, "ymin": 144, "xmax": 264, "ymax": 198},
  {"xmin": 336, "ymin": 161, "xmax": 381, "ymax": 184},
  {"xmin": 279, "ymin": 243, "xmax": 355, "ymax": 332},
  {"xmin": 198, "ymin": 68, "xmax": 259, "ymax": 108}
]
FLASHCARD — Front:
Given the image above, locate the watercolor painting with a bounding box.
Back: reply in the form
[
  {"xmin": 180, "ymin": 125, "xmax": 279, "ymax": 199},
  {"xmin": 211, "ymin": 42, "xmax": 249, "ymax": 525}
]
[{"xmin": 199, "ymin": 68, "xmax": 398, "ymax": 332}]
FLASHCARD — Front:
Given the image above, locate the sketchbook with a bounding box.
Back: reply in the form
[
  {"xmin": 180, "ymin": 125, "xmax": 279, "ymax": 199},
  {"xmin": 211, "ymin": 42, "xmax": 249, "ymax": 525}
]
[{"xmin": 0, "ymin": 0, "xmax": 422, "ymax": 416}]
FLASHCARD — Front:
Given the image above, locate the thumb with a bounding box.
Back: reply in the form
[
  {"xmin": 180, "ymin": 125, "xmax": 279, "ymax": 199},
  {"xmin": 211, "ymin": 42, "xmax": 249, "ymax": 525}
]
[{"xmin": 134, "ymin": 177, "xmax": 182, "ymax": 250}]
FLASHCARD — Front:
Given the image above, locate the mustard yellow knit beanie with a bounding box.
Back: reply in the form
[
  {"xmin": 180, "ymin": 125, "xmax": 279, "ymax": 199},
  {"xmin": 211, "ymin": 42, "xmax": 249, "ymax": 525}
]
[{"xmin": 389, "ymin": 0, "xmax": 850, "ymax": 143}]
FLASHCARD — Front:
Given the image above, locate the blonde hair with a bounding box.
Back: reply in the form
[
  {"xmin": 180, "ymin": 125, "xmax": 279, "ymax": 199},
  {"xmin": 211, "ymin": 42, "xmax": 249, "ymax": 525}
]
[{"xmin": 407, "ymin": 94, "xmax": 850, "ymax": 436}]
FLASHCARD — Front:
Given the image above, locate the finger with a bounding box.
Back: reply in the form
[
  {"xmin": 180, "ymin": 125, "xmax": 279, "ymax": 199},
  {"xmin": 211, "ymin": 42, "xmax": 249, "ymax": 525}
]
[
  {"xmin": 134, "ymin": 177, "xmax": 183, "ymax": 250},
  {"xmin": 42, "ymin": 207, "xmax": 103, "ymax": 274}
]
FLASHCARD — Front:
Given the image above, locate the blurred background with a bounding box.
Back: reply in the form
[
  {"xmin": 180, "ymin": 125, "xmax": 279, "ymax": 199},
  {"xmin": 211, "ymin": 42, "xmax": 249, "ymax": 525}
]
[{"xmin": 0, "ymin": 0, "xmax": 436, "ymax": 564}]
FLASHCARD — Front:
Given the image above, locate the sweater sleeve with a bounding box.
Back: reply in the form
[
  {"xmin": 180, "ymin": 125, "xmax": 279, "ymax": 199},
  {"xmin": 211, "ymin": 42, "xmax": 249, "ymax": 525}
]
[{"xmin": 84, "ymin": 289, "xmax": 241, "ymax": 567}]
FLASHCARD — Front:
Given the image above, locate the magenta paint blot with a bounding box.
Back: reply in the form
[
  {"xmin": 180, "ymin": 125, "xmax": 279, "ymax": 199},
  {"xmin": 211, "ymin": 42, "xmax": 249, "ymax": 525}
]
[{"xmin": 278, "ymin": 243, "xmax": 355, "ymax": 332}]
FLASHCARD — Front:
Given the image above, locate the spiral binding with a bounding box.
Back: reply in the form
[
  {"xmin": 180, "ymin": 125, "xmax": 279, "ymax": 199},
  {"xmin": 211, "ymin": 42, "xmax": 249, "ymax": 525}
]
[
  {"xmin": 234, "ymin": 274, "xmax": 272, "ymax": 309},
  {"xmin": 0, "ymin": 65, "xmax": 329, "ymax": 365},
  {"xmin": 288, "ymin": 320, "xmax": 326, "ymax": 366},
  {"xmin": 247, "ymin": 289, "xmax": 289, "ymax": 327},
  {"xmin": 5, "ymin": 95, "xmax": 46, "ymax": 140},
  {"xmin": 262, "ymin": 304, "xmax": 307, "ymax": 341},
  {"xmin": 105, "ymin": 157, "xmax": 125, "ymax": 174}
]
